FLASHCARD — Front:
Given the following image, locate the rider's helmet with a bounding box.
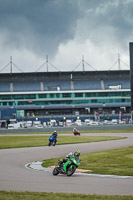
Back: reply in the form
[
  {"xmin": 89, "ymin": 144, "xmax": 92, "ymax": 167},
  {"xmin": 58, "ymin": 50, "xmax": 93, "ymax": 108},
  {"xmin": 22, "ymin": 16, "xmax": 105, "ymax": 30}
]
[
  {"xmin": 74, "ymin": 150, "xmax": 80, "ymax": 157},
  {"xmin": 54, "ymin": 130, "xmax": 57, "ymax": 133},
  {"xmin": 74, "ymin": 128, "xmax": 76, "ymax": 131}
]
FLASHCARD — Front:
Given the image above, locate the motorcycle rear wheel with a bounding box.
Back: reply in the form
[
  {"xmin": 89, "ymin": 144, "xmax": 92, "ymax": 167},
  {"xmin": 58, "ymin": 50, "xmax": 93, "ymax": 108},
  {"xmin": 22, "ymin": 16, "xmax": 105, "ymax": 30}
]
[
  {"xmin": 67, "ymin": 165, "xmax": 76, "ymax": 176},
  {"xmin": 53, "ymin": 168, "xmax": 59, "ymax": 176}
]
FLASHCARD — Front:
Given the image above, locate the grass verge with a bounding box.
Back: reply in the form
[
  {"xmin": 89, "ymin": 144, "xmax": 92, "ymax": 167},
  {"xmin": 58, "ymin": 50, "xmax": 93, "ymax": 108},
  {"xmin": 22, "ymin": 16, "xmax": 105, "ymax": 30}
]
[
  {"xmin": 0, "ymin": 129, "xmax": 133, "ymax": 135},
  {"xmin": 0, "ymin": 135, "xmax": 125, "ymax": 149},
  {"xmin": 0, "ymin": 191, "xmax": 133, "ymax": 200},
  {"xmin": 42, "ymin": 146, "xmax": 133, "ymax": 176}
]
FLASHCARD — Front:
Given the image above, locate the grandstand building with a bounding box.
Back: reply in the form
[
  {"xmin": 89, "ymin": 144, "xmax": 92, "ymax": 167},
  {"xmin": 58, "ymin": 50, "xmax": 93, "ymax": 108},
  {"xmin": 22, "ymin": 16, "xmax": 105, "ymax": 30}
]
[{"xmin": 0, "ymin": 69, "xmax": 131, "ymax": 121}]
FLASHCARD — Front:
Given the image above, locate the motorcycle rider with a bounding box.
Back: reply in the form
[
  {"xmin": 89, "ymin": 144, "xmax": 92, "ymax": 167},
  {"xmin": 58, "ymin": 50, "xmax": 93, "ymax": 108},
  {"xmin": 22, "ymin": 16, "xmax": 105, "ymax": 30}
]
[
  {"xmin": 73, "ymin": 128, "xmax": 77, "ymax": 133},
  {"xmin": 59, "ymin": 150, "xmax": 80, "ymax": 169},
  {"xmin": 73, "ymin": 128, "xmax": 79, "ymax": 135},
  {"xmin": 52, "ymin": 130, "xmax": 58, "ymax": 144},
  {"xmin": 73, "ymin": 150, "xmax": 80, "ymax": 162}
]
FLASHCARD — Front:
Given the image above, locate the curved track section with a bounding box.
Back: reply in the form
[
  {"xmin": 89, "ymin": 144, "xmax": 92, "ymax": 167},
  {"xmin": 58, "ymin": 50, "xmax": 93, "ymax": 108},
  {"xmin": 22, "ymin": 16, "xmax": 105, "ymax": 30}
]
[{"xmin": 0, "ymin": 133, "xmax": 133, "ymax": 195}]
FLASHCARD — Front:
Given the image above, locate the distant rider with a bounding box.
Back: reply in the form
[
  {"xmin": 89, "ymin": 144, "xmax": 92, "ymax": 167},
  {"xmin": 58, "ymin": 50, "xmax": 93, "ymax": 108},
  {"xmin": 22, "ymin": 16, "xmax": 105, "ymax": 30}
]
[
  {"xmin": 73, "ymin": 128, "xmax": 79, "ymax": 134},
  {"xmin": 52, "ymin": 130, "xmax": 58, "ymax": 144}
]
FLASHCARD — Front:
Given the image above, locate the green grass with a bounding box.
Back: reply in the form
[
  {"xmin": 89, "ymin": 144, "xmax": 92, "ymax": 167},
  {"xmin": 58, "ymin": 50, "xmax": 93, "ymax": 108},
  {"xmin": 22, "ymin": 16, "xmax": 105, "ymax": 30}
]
[
  {"xmin": 0, "ymin": 191, "xmax": 133, "ymax": 200},
  {"xmin": 0, "ymin": 133, "xmax": 132, "ymax": 199},
  {"xmin": 0, "ymin": 135, "xmax": 125, "ymax": 149},
  {"xmin": 79, "ymin": 129, "xmax": 133, "ymax": 133},
  {"xmin": 42, "ymin": 146, "xmax": 133, "ymax": 176},
  {"xmin": 1, "ymin": 129, "xmax": 133, "ymax": 135}
]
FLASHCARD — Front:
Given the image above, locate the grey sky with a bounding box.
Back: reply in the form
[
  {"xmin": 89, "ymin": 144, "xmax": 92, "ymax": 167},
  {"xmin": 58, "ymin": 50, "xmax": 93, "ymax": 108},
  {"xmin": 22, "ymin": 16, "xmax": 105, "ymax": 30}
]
[{"xmin": 0, "ymin": 0, "xmax": 132, "ymax": 72}]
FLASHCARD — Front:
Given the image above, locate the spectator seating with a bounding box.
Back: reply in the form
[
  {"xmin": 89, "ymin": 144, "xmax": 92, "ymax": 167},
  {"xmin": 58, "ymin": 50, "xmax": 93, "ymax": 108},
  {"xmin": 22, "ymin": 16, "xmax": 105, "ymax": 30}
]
[
  {"xmin": 73, "ymin": 80, "xmax": 101, "ymax": 90},
  {"xmin": 104, "ymin": 79, "xmax": 129, "ymax": 89},
  {"xmin": 13, "ymin": 81, "xmax": 40, "ymax": 91},
  {"xmin": 44, "ymin": 80, "xmax": 71, "ymax": 91},
  {"xmin": 0, "ymin": 78, "xmax": 130, "ymax": 92},
  {"xmin": 0, "ymin": 81, "xmax": 10, "ymax": 92}
]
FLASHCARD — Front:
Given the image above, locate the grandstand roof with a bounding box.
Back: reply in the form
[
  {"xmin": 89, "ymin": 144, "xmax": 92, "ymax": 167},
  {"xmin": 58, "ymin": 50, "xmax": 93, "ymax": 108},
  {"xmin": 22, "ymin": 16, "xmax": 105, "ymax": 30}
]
[{"xmin": 0, "ymin": 69, "xmax": 130, "ymax": 81}]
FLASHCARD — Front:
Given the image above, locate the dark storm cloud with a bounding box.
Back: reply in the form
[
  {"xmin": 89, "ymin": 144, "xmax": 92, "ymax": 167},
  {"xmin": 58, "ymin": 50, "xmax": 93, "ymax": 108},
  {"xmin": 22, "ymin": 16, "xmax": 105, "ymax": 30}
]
[
  {"xmin": 78, "ymin": 0, "xmax": 133, "ymax": 48},
  {"xmin": 0, "ymin": 0, "xmax": 80, "ymax": 56},
  {"xmin": 0, "ymin": 0, "xmax": 132, "ymax": 72},
  {"xmin": 0, "ymin": 0, "xmax": 132, "ymax": 54}
]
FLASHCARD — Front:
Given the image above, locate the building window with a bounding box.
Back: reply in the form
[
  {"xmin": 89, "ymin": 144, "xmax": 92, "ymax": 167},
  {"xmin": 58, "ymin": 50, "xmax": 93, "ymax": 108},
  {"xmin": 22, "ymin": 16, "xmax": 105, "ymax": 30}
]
[
  {"xmin": 75, "ymin": 93, "xmax": 83, "ymax": 97},
  {"xmin": 38, "ymin": 94, "xmax": 46, "ymax": 98},
  {"xmin": 62, "ymin": 93, "xmax": 71, "ymax": 98},
  {"xmin": 85, "ymin": 93, "xmax": 91, "ymax": 97}
]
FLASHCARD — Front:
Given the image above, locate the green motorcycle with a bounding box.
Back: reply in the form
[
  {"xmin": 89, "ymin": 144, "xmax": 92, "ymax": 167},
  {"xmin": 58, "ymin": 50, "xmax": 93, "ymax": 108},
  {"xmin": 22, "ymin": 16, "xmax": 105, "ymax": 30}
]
[{"xmin": 53, "ymin": 151, "xmax": 80, "ymax": 176}]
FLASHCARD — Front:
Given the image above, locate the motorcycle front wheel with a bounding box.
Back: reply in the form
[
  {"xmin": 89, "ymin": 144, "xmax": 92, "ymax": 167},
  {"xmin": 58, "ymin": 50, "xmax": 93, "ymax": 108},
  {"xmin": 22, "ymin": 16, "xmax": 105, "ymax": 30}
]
[
  {"xmin": 49, "ymin": 141, "xmax": 52, "ymax": 146},
  {"xmin": 53, "ymin": 168, "xmax": 59, "ymax": 176},
  {"xmin": 67, "ymin": 165, "xmax": 76, "ymax": 176}
]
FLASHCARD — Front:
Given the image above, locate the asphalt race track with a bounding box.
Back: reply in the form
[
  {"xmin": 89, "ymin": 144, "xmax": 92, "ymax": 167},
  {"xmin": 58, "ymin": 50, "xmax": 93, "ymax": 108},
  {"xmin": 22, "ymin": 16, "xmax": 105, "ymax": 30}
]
[{"xmin": 0, "ymin": 132, "xmax": 133, "ymax": 195}]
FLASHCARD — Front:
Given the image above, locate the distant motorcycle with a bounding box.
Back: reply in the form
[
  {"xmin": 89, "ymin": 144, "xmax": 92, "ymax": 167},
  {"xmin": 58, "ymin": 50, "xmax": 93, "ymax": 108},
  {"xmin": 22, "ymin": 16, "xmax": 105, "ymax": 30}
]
[
  {"xmin": 49, "ymin": 135, "xmax": 56, "ymax": 146},
  {"xmin": 53, "ymin": 152, "xmax": 80, "ymax": 176},
  {"xmin": 73, "ymin": 129, "xmax": 80, "ymax": 136}
]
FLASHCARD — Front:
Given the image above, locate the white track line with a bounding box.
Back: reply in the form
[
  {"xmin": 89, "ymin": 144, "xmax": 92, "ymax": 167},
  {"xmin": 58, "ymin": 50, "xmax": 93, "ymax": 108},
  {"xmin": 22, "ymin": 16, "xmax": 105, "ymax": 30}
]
[{"xmin": 25, "ymin": 161, "xmax": 133, "ymax": 179}]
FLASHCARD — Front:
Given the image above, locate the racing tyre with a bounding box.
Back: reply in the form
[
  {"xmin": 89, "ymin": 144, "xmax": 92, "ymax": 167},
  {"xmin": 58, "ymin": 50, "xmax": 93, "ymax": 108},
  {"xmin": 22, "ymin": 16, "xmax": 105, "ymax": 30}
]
[
  {"xmin": 53, "ymin": 168, "xmax": 59, "ymax": 176},
  {"xmin": 67, "ymin": 165, "xmax": 76, "ymax": 176},
  {"xmin": 49, "ymin": 142, "xmax": 51, "ymax": 146},
  {"xmin": 53, "ymin": 141, "xmax": 55, "ymax": 146}
]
